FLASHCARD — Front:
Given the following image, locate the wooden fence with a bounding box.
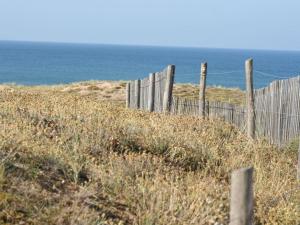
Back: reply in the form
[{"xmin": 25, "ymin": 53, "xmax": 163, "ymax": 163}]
[
  {"xmin": 127, "ymin": 65, "xmax": 174, "ymax": 113},
  {"xmin": 254, "ymin": 76, "xmax": 300, "ymax": 146},
  {"xmin": 127, "ymin": 61, "xmax": 300, "ymax": 147},
  {"xmin": 170, "ymin": 98, "xmax": 248, "ymax": 130}
]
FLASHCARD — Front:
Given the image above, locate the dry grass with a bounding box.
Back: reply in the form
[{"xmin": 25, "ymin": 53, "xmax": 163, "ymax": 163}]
[
  {"xmin": 1, "ymin": 81, "xmax": 245, "ymax": 105},
  {"xmin": 61, "ymin": 81, "xmax": 126, "ymax": 102},
  {"xmin": 0, "ymin": 83, "xmax": 298, "ymax": 224},
  {"xmin": 173, "ymin": 84, "xmax": 245, "ymax": 105}
]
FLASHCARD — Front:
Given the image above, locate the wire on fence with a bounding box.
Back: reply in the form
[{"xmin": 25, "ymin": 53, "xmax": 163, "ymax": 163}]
[
  {"xmin": 254, "ymin": 70, "xmax": 291, "ymax": 79},
  {"xmin": 179, "ymin": 70, "xmax": 244, "ymax": 76},
  {"xmin": 128, "ymin": 64, "xmax": 300, "ymax": 147},
  {"xmin": 254, "ymin": 108, "xmax": 300, "ymax": 118}
]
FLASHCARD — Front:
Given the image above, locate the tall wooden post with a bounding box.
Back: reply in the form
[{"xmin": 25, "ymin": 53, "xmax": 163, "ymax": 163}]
[
  {"xmin": 163, "ymin": 65, "xmax": 175, "ymax": 113},
  {"xmin": 126, "ymin": 82, "xmax": 131, "ymax": 108},
  {"xmin": 199, "ymin": 62, "xmax": 207, "ymax": 118},
  {"xmin": 245, "ymin": 59, "xmax": 255, "ymax": 139},
  {"xmin": 148, "ymin": 73, "xmax": 155, "ymax": 112},
  {"xmin": 230, "ymin": 167, "xmax": 254, "ymax": 225},
  {"xmin": 135, "ymin": 79, "xmax": 141, "ymax": 109}
]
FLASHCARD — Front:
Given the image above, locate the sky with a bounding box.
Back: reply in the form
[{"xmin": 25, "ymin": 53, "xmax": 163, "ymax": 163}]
[{"xmin": 0, "ymin": 0, "xmax": 299, "ymax": 51}]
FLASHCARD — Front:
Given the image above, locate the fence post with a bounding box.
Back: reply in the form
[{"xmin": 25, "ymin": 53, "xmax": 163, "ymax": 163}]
[
  {"xmin": 163, "ymin": 65, "xmax": 175, "ymax": 113},
  {"xmin": 245, "ymin": 59, "xmax": 255, "ymax": 139},
  {"xmin": 230, "ymin": 167, "xmax": 254, "ymax": 225},
  {"xmin": 126, "ymin": 82, "xmax": 131, "ymax": 108},
  {"xmin": 148, "ymin": 73, "xmax": 155, "ymax": 112},
  {"xmin": 199, "ymin": 62, "xmax": 207, "ymax": 118},
  {"xmin": 135, "ymin": 79, "xmax": 141, "ymax": 109}
]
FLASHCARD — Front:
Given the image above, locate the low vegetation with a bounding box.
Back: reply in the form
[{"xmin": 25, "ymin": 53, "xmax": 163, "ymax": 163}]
[
  {"xmin": 0, "ymin": 83, "xmax": 298, "ymax": 224},
  {"xmin": 1, "ymin": 81, "xmax": 245, "ymax": 105},
  {"xmin": 173, "ymin": 84, "xmax": 245, "ymax": 105}
]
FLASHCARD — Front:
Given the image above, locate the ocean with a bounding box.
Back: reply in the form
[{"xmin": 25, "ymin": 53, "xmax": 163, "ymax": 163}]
[{"xmin": 0, "ymin": 41, "xmax": 300, "ymax": 89}]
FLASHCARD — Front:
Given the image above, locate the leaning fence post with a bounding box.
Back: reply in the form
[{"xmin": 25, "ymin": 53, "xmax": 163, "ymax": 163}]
[
  {"xmin": 163, "ymin": 65, "xmax": 175, "ymax": 113},
  {"xmin": 245, "ymin": 59, "xmax": 255, "ymax": 139},
  {"xmin": 230, "ymin": 167, "xmax": 254, "ymax": 225},
  {"xmin": 135, "ymin": 79, "xmax": 141, "ymax": 109},
  {"xmin": 148, "ymin": 73, "xmax": 155, "ymax": 112},
  {"xmin": 126, "ymin": 82, "xmax": 131, "ymax": 108},
  {"xmin": 199, "ymin": 62, "xmax": 207, "ymax": 118}
]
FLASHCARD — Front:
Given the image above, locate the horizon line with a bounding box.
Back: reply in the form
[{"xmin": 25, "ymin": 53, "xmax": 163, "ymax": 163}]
[{"xmin": 1, "ymin": 39, "xmax": 300, "ymax": 53}]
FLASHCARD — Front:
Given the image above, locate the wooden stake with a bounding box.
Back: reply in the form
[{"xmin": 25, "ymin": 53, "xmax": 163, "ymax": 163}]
[
  {"xmin": 230, "ymin": 167, "xmax": 254, "ymax": 225},
  {"xmin": 163, "ymin": 65, "xmax": 175, "ymax": 113},
  {"xmin": 245, "ymin": 59, "xmax": 255, "ymax": 139},
  {"xmin": 126, "ymin": 82, "xmax": 130, "ymax": 108},
  {"xmin": 148, "ymin": 73, "xmax": 155, "ymax": 112},
  {"xmin": 199, "ymin": 62, "xmax": 207, "ymax": 118},
  {"xmin": 135, "ymin": 79, "xmax": 141, "ymax": 109}
]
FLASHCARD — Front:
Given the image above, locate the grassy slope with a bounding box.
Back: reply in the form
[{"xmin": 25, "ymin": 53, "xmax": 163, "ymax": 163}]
[
  {"xmin": 1, "ymin": 81, "xmax": 245, "ymax": 105},
  {"xmin": 0, "ymin": 83, "xmax": 299, "ymax": 224},
  {"xmin": 173, "ymin": 84, "xmax": 245, "ymax": 105}
]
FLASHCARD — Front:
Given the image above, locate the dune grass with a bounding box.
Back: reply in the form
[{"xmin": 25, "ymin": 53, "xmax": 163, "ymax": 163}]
[
  {"xmin": 173, "ymin": 84, "xmax": 245, "ymax": 105},
  {"xmin": 1, "ymin": 81, "xmax": 245, "ymax": 105},
  {"xmin": 0, "ymin": 85, "xmax": 298, "ymax": 224}
]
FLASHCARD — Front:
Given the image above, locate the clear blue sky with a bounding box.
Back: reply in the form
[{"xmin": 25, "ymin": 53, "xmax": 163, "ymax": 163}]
[{"xmin": 0, "ymin": 0, "xmax": 299, "ymax": 51}]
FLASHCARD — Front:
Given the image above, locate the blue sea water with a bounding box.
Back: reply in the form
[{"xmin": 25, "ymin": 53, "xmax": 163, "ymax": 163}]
[{"xmin": 0, "ymin": 41, "xmax": 300, "ymax": 89}]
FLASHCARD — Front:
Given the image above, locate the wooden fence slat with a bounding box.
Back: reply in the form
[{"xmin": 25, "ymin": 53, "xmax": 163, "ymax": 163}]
[
  {"xmin": 135, "ymin": 79, "xmax": 141, "ymax": 109},
  {"xmin": 297, "ymin": 137, "xmax": 300, "ymax": 180},
  {"xmin": 298, "ymin": 138, "xmax": 300, "ymax": 180},
  {"xmin": 126, "ymin": 82, "xmax": 130, "ymax": 108},
  {"xmin": 163, "ymin": 65, "xmax": 175, "ymax": 113},
  {"xmin": 199, "ymin": 62, "xmax": 207, "ymax": 118},
  {"xmin": 148, "ymin": 73, "xmax": 155, "ymax": 112}
]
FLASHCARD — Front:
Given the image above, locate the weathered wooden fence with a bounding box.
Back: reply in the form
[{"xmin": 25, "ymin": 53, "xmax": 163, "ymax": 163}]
[
  {"xmin": 254, "ymin": 76, "xmax": 300, "ymax": 146},
  {"xmin": 127, "ymin": 61, "xmax": 300, "ymax": 147},
  {"xmin": 127, "ymin": 65, "xmax": 175, "ymax": 113},
  {"xmin": 171, "ymin": 97, "xmax": 247, "ymax": 130}
]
